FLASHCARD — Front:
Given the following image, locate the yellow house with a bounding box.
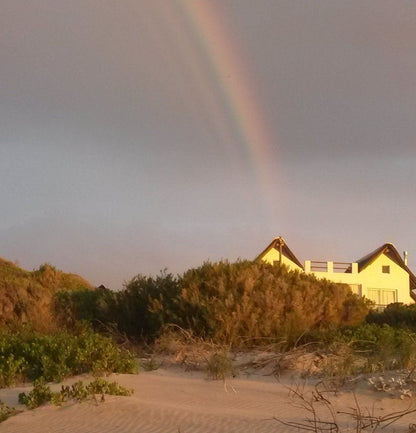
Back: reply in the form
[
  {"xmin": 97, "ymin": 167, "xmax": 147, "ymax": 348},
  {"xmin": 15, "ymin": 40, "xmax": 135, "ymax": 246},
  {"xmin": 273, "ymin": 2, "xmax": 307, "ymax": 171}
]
[{"xmin": 258, "ymin": 237, "xmax": 416, "ymax": 308}]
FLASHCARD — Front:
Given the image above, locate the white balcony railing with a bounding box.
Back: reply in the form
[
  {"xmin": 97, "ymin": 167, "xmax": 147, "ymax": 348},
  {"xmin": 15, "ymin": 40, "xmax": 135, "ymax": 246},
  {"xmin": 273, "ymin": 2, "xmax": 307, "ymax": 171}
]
[{"xmin": 305, "ymin": 261, "xmax": 358, "ymax": 274}]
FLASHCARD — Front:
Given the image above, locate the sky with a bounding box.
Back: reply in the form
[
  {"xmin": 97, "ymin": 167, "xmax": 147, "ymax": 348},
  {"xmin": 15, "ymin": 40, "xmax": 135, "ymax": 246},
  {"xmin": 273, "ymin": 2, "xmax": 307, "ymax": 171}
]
[{"xmin": 1, "ymin": 0, "xmax": 416, "ymax": 289}]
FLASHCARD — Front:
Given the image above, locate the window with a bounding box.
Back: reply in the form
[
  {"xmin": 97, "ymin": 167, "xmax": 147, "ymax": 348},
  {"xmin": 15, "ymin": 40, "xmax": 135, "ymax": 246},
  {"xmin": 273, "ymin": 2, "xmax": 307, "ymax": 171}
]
[
  {"xmin": 348, "ymin": 284, "xmax": 362, "ymax": 296},
  {"xmin": 368, "ymin": 288, "xmax": 397, "ymax": 307},
  {"xmin": 382, "ymin": 265, "xmax": 390, "ymax": 274}
]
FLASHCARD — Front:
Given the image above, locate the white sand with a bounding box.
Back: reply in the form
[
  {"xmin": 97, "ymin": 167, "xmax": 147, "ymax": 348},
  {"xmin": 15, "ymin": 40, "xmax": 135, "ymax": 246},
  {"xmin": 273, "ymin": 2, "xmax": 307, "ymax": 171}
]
[{"xmin": 0, "ymin": 369, "xmax": 415, "ymax": 432}]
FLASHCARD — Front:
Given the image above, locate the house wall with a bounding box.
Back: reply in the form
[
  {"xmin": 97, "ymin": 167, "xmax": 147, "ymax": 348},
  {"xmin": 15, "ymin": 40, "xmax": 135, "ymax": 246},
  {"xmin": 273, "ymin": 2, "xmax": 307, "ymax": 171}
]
[
  {"xmin": 306, "ymin": 254, "xmax": 413, "ymax": 306},
  {"xmin": 259, "ymin": 243, "xmax": 414, "ymax": 306},
  {"xmin": 306, "ymin": 263, "xmax": 361, "ymax": 290},
  {"xmin": 359, "ymin": 254, "xmax": 413, "ymax": 305},
  {"xmin": 261, "ymin": 248, "xmax": 303, "ymax": 272}
]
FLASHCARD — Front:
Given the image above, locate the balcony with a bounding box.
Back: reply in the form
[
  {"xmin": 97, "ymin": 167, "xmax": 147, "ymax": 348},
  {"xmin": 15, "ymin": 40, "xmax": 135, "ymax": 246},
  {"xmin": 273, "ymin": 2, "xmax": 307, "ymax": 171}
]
[{"xmin": 305, "ymin": 261, "xmax": 358, "ymax": 274}]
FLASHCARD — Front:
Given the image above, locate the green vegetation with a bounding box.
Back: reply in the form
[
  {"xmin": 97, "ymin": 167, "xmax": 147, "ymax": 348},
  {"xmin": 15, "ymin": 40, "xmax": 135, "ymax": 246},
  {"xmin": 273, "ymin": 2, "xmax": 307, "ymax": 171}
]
[
  {"xmin": 366, "ymin": 302, "xmax": 416, "ymax": 331},
  {"xmin": 55, "ymin": 261, "xmax": 370, "ymax": 347},
  {"xmin": 0, "ymin": 326, "xmax": 136, "ymax": 387},
  {"xmin": 295, "ymin": 323, "xmax": 416, "ymax": 376},
  {"xmin": 0, "ymin": 400, "xmax": 19, "ymax": 422},
  {"xmin": 18, "ymin": 378, "xmax": 52, "ymax": 409},
  {"xmin": 19, "ymin": 378, "xmax": 133, "ymax": 409},
  {"xmin": 1, "ymin": 255, "xmax": 415, "ymax": 427},
  {"xmin": 336, "ymin": 324, "xmax": 416, "ymax": 370}
]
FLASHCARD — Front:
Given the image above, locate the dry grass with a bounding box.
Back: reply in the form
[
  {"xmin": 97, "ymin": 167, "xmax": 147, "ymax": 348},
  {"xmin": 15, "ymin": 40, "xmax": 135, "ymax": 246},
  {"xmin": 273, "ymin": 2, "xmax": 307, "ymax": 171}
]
[
  {"xmin": 276, "ymin": 382, "xmax": 416, "ymax": 432},
  {"xmin": 152, "ymin": 325, "xmax": 236, "ymax": 380}
]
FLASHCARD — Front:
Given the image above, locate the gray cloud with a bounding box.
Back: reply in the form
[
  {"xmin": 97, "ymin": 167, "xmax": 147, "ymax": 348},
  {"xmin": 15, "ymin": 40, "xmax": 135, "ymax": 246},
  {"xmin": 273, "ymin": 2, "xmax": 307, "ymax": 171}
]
[{"xmin": 1, "ymin": 0, "xmax": 416, "ymax": 287}]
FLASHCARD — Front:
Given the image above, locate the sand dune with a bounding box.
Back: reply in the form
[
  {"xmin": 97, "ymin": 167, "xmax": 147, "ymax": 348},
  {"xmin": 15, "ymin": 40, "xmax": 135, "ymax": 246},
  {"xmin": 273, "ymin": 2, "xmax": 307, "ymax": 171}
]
[{"xmin": 0, "ymin": 369, "xmax": 415, "ymax": 432}]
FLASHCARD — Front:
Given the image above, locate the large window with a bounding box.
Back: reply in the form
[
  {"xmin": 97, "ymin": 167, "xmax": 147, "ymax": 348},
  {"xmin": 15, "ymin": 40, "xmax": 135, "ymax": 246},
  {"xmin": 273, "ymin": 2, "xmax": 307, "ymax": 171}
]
[{"xmin": 367, "ymin": 288, "xmax": 397, "ymax": 307}]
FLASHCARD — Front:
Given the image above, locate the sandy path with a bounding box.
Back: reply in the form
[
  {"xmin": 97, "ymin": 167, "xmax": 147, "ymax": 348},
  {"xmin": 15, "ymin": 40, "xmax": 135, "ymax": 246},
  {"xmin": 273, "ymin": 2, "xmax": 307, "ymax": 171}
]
[{"xmin": 0, "ymin": 369, "xmax": 414, "ymax": 432}]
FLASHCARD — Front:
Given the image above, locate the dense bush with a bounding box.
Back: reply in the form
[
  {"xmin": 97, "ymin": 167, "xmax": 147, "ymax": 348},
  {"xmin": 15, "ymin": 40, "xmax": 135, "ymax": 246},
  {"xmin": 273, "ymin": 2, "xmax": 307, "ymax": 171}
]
[
  {"xmin": 18, "ymin": 378, "xmax": 52, "ymax": 409},
  {"xmin": 0, "ymin": 400, "xmax": 18, "ymax": 422},
  {"xmin": 55, "ymin": 261, "xmax": 370, "ymax": 347},
  {"xmin": 366, "ymin": 303, "xmax": 416, "ymax": 331},
  {"xmin": 0, "ymin": 326, "xmax": 136, "ymax": 387},
  {"xmin": 113, "ymin": 272, "xmax": 181, "ymax": 338},
  {"xmin": 0, "ymin": 259, "xmax": 92, "ymax": 329},
  {"xmin": 302, "ymin": 323, "xmax": 416, "ymax": 371},
  {"xmin": 176, "ymin": 261, "xmax": 370, "ymax": 346},
  {"xmin": 54, "ymin": 273, "xmax": 181, "ymax": 338},
  {"xmin": 341, "ymin": 323, "xmax": 416, "ymax": 369},
  {"xmin": 54, "ymin": 286, "xmax": 117, "ymax": 330}
]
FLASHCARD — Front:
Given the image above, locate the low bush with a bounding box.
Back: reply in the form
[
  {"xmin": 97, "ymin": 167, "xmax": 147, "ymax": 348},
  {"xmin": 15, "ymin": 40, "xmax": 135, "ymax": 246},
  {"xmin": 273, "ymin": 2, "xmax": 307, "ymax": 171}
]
[
  {"xmin": 206, "ymin": 351, "xmax": 235, "ymax": 380},
  {"xmin": 18, "ymin": 378, "xmax": 52, "ymax": 409},
  {"xmin": 340, "ymin": 324, "xmax": 416, "ymax": 371},
  {"xmin": 19, "ymin": 378, "xmax": 133, "ymax": 409},
  {"xmin": 366, "ymin": 303, "xmax": 416, "ymax": 331},
  {"xmin": 301, "ymin": 323, "xmax": 416, "ymax": 373},
  {"xmin": 86, "ymin": 377, "xmax": 133, "ymax": 396},
  {"xmin": 0, "ymin": 400, "xmax": 19, "ymax": 422},
  {"xmin": 0, "ymin": 326, "xmax": 136, "ymax": 387}
]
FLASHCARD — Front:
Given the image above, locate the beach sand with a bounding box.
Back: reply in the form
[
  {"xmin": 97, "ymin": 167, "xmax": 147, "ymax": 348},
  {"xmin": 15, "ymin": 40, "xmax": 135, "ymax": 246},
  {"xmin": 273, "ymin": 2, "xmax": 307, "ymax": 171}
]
[{"xmin": 0, "ymin": 368, "xmax": 415, "ymax": 432}]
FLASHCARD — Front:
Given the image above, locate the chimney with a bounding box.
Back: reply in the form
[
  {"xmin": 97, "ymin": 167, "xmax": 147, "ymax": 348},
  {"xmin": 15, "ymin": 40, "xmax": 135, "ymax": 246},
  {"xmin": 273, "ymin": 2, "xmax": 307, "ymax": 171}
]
[{"xmin": 403, "ymin": 251, "xmax": 408, "ymax": 266}]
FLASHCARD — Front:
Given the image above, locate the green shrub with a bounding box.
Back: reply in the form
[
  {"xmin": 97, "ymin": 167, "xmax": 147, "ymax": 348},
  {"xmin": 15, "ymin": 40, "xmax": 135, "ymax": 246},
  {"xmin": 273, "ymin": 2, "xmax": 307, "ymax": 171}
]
[
  {"xmin": 67, "ymin": 381, "xmax": 89, "ymax": 402},
  {"xmin": 115, "ymin": 272, "xmax": 181, "ymax": 338},
  {"xmin": 0, "ymin": 327, "xmax": 136, "ymax": 387},
  {"xmin": 0, "ymin": 400, "xmax": 18, "ymax": 423},
  {"xmin": 54, "ymin": 286, "xmax": 117, "ymax": 330},
  {"xmin": 54, "ymin": 272, "xmax": 181, "ymax": 340},
  {"xmin": 341, "ymin": 323, "xmax": 416, "ymax": 370},
  {"xmin": 0, "ymin": 353, "xmax": 25, "ymax": 387},
  {"xmin": 20, "ymin": 378, "xmax": 133, "ymax": 409},
  {"xmin": 366, "ymin": 303, "xmax": 416, "ymax": 331},
  {"xmin": 176, "ymin": 261, "xmax": 370, "ymax": 346},
  {"xmin": 302, "ymin": 323, "xmax": 416, "ymax": 372},
  {"xmin": 18, "ymin": 378, "xmax": 52, "ymax": 409},
  {"xmin": 86, "ymin": 377, "xmax": 133, "ymax": 396}
]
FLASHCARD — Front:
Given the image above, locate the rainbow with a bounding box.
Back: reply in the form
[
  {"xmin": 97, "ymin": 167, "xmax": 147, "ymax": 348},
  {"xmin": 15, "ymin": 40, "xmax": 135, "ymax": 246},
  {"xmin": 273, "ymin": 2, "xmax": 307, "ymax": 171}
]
[{"xmin": 162, "ymin": 1, "xmax": 282, "ymax": 224}]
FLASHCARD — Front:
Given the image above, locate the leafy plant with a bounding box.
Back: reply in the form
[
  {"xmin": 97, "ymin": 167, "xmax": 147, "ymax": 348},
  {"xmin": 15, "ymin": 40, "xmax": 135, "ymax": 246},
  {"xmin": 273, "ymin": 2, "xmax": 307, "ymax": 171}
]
[
  {"xmin": 367, "ymin": 303, "xmax": 416, "ymax": 331},
  {"xmin": 18, "ymin": 378, "xmax": 52, "ymax": 409},
  {"xmin": 0, "ymin": 400, "xmax": 19, "ymax": 423},
  {"xmin": 86, "ymin": 378, "xmax": 132, "ymax": 396},
  {"xmin": 20, "ymin": 378, "xmax": 133, "ymax": 409},
  {"xmin": 0, "ymin": 326, "xmax": 136, "ymax": 387}
]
